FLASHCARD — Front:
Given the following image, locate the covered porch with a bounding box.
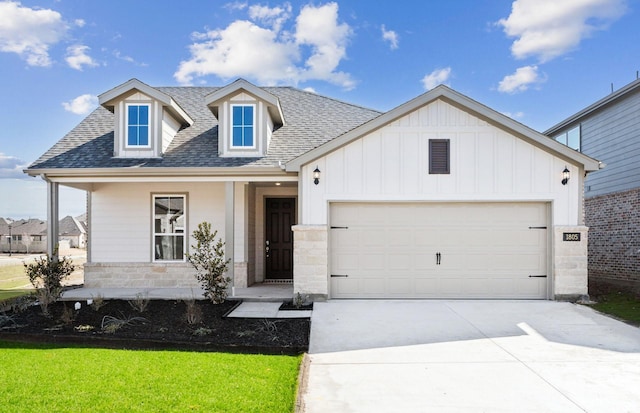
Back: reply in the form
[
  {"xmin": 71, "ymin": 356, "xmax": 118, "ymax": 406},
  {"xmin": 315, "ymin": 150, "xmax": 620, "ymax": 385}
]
[{"xmin": 42, "ymin": 174, "xmax": 299, "ymax": 301}]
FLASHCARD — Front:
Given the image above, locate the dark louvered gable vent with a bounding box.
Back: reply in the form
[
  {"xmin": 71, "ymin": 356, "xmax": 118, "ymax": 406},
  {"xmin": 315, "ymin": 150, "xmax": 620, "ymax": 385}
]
[{"xmin": 429, "ymin": 139, "xmax": 450, "ymax": 174}]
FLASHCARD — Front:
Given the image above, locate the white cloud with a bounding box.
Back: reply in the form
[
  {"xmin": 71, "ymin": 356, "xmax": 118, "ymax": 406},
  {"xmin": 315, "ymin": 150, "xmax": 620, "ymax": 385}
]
[
  {"xmin": 503, "ymin": 111, "xmax": 525, "ymax": 120},
  {"xmin": 498, "ymin": 0, "xmax": 627, "ymax": 62},
  {"xmin": 74, "ymin": 19, "xmax": 86, "ymax": 28},
  {"xmin": 303, "ymin": 87, "xmax": 317, "ymax": 93},
  {"xmin": 113, "ymin": 50, "xmax": 147, "ymax": 67},
  {"xmin": 422, "ymin": 67, "xmax": 452, "ymax": 90},
  {"xmin": 295, "ymin": 3, "xmax": 354, "ymax": 88},
  {"xmin": 249, "ymin": 3, "xmax": 291, "ymax": 31},
  {"xmin": 0, "ymin": 1, "xmax": 68, "ymax": 66},
  {"xmin": 224, "ymin": 1, "xmax": 248, "ymax": 12},
  {"xmin": 498, "ymin": 65, "xmax": 545, "ymax": 93},
  {"xmin": 65, "ymin": 44, "xmax": 98, "ymax": 70},
  {"xmin": 0, "ymin": 153, "xmax": 27, "ymax": 179},
  {"xmin": 62, "ymin": 94, "xmax": 98, "ymax": 115},
  {"xmin": 381, "ymin": 25, "xmax": 398, "ymax": 50},
  {"xmin": 175, "ymin": 2, "xmax": 355, "ymax": 89}
]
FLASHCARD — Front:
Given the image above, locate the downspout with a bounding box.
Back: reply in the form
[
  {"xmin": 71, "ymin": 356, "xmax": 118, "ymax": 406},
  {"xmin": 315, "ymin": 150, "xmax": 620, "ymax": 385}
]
[{"xmin": 42, "ymin": 175, "xmax": 59, "ymax": 261}]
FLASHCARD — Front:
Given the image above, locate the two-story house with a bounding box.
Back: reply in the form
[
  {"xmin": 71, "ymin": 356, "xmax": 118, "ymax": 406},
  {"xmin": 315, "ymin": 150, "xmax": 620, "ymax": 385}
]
[
  {"xmin": 545, "ymin": 78, "xmax": 640, "ymax": 294},
  {"xmin": 25, "ymin": 78, "xmax": 599, "ymax": 301}
]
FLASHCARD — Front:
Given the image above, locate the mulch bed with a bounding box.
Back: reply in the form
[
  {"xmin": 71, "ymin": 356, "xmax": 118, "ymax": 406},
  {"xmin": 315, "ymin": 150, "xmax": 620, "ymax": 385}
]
[{"xmin": 0, "ymin": 299, "xmax": 310, "ymax": 355}]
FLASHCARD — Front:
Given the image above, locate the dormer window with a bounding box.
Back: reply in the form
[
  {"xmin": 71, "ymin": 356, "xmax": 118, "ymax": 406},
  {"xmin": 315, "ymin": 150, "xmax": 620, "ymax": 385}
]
[
  {"xmin": 205, "ymin": 79, "xmax": 284, "ymax": 158},
  {"xmin": 126, "ymin": 104, "xmax": 150, "ymax": 147},
  {"xmin": 231, "ymin": 104, "xmax": 255, "ymax": 148}
]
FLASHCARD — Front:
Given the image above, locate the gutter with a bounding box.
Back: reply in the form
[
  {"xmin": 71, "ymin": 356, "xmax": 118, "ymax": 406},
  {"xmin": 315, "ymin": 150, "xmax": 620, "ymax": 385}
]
[{"xmin": 24, "ymin": 166, "xmax": 298, "ymax": 181}]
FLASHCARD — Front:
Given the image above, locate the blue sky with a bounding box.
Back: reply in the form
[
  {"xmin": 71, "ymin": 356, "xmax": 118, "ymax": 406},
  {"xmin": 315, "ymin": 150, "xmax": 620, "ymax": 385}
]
[{"xmin": 0, "ymin": 0, "xmax": 638, "ymax": 219}]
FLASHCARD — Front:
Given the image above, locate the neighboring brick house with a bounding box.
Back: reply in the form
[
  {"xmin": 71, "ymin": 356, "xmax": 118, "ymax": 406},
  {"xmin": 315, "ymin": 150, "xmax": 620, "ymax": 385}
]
[{"xmin": 544, "ymin": 78, "xmax": 640, "ymax": 294}]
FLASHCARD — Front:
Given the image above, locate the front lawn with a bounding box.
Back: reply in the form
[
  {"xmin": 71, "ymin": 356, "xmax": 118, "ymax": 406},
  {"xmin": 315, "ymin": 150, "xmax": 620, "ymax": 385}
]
[
  {"xmin": 0, "ymin": 264, "xmax": 30, "ymax": 289},
  {"xmin": 590, "ymin": 292, "xmax": 640, "ymax": 326},
  {"xmin": 0, "ymin": 289, "xmax": 30, "ymax": 301},
  {"xmin": 0, "ymin": 341, "xmax": 302, "ymax": 413}
]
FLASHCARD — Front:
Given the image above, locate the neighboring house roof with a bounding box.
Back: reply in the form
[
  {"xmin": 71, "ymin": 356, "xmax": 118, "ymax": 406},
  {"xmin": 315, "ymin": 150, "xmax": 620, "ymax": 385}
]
[
  {"xmin": 25, "ymin": 81, "xmax": 381, "ymax": 174},
  {"xmin": 0, "ymin": 217, "xmax": 87, "ymax": 237},
  {"xmin": 0, "ymin": 219, "xmax": 47, "ymax": 236},
  {"xmin": 59, "ymin": 215, "xmax": 86, "ymax": 236},
  {"xmin": 544, "ymin": 78, "xmax": 640, "ymax": 136},
  {"xmin": 287, "ymin": 85, "xmax": 601, "ymax": 172}
]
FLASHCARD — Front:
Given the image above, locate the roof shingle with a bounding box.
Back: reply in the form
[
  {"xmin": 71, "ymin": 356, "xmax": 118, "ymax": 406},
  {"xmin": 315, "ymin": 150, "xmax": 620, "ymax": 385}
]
[{"xmin": 28, "ymin": 86, "xmax": 382, "ymax": 170}]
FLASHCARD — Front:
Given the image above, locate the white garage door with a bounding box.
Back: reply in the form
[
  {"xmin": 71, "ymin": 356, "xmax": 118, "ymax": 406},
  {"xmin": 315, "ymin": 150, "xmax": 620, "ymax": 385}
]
[{"xmin": 330, "ymin": 202, "xmax": 549, "ymax": 299}]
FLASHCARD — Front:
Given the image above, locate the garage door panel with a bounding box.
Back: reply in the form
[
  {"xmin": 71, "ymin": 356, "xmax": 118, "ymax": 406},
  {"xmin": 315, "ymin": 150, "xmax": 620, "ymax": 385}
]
[{"xmin": 330, "ymin": 202, "xmax": 548, "ymax": 299}]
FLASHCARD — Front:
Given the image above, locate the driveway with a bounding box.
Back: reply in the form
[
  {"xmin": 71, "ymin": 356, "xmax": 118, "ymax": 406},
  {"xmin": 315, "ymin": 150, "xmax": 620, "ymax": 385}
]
[{"xmin": 299, "ymin": 300, "xmax": 640, "ymax": 413}]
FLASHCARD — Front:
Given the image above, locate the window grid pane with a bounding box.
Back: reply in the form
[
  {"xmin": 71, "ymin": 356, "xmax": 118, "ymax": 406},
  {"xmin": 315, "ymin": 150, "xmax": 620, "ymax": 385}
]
[
  {"xmin": 153, "ymin": 195, "xmax": 185, "ymax": 261},
  {"xmin": 231, "ymin": 105, "xmax": 254, "ymax": 147},
  {"xmin": 127, "ymin": 105, "xmax": 149, "ymax": 146}
]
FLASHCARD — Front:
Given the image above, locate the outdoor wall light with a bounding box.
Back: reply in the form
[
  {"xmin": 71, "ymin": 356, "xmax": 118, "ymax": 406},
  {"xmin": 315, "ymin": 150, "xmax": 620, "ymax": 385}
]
[
  {"xmin": 313, "ymin": 166, "xmax": 321, "ymax": 185},
  {"xmin": 561, "ymin": 167, "xmax": 570, "ymax": 185}
]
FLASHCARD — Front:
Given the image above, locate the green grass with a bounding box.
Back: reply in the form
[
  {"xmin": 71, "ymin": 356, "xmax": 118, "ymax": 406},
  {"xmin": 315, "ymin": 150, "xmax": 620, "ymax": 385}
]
[
  {"xmin": 591, "ymin": 292, "xmax": 640, "ymax": 326},
  {"xmin": 0, "ymin": 290, "xmax": 30, "ymax": 301},
  {"xmin": 0, "ymin": 341, "xmax": 302, "ymax": 413},
  {"xmin": 0, "ymin": 264, "xmax": 30, "ymax": 288}
]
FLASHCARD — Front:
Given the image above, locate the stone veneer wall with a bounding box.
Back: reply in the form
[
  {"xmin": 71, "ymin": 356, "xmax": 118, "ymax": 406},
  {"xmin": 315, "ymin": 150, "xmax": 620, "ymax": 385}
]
[
  {"xmin": 553, "ymin": 226, "xmax": 589, "ymax": 300},
  {"xmin": 292, "ymin": 225, "xmax": 328, "ymax": 300},
  {"xmin": 585, "ymin": 188, "xmax": 640, "ymax": 292},
  {"xmin": 84, "ymin": 262, "xmax": 200, "ymax": 289}
]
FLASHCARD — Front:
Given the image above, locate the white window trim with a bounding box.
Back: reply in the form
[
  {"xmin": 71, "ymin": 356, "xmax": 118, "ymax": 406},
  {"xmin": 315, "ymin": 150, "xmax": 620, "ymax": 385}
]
[
  {"xmin": 229, "ymin": 103, "xmax": 257, "ymax": 150},
  {"xmin": 125, "ymin": 103, "xmax": 152, "ymax": 149},
  {"xmin": 152, "ymin": 194, "xmax": 187, "ymax": 263}
]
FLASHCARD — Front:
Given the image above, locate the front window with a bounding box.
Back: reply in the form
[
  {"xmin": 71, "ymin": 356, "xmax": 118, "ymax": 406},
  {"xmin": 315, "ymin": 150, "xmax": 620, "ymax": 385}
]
[
  {"xmin": 153, "ymin": 195, "xmax": 185, "ymax": 261},
  {"xmin": 231, "ymin": 104, "xmax": 255, "ymax": 147},
  {"xmin": 127, "ymin": 104, "xmax": 150, "ymax": 147},
  {"xmin": 554, "ymin": 125, "xmax": 581, "ymax": 151}
]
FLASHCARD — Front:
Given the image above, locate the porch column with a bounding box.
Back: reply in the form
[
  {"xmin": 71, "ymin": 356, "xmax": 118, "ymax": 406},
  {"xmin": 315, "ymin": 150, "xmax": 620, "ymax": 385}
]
[
  {"xmin": 225, "ymin": 182, "xmax": 235, "ymax": 289},
  {"xmin": 46, "ymin": 179, "xmax": 59, "ymax": 260}
]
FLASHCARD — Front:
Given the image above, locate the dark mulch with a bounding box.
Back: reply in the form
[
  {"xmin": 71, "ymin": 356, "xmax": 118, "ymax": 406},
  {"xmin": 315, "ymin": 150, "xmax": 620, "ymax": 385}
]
[{"xmin": 0, "ymin": 299, "xmax": 310, "ymax": 354}]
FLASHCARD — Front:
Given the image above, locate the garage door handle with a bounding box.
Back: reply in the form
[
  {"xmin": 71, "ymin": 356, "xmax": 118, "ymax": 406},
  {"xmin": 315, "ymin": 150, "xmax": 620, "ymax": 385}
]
[
  {"xmin": 436, "ymin": 252, "xmax": 441, "ymax": 265},
  {"xmin": 528, "ymin": 275, "xmax": 547, "ymax": 278},
  {"xmin": 331, "ymin": 274, "xmax": 349, "ymax": 278}
]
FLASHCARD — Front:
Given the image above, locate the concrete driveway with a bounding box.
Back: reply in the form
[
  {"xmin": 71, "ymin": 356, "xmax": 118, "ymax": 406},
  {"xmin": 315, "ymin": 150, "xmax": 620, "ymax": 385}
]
[{"xmin": 299, "ymin": 300, "xmax": 640, "ymax": 413}]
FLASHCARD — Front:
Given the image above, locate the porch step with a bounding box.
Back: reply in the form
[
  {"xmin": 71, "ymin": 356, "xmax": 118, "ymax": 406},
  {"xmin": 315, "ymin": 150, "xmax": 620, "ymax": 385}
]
[
  {"xmin": 231, "ymin": 284, "xmax": 293, "ymax": 302},
  {"xmin": 226, "ymin": 302, "xmax": 311, "ymax": 319}
]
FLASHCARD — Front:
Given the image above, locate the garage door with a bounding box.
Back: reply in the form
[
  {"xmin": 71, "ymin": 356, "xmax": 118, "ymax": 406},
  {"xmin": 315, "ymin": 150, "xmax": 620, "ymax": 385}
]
[{"xmin": 330, "ymin": 202, "xmax": 548, "ymax": 299}]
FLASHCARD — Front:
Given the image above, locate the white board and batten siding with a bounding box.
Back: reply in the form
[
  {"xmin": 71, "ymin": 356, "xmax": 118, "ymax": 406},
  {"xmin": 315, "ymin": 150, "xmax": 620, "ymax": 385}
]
[
  {"xmin": 301, "ymin": 99, "xmax": 582, "ymax": 226},
  {"xmin": 298, "ymin": 98, "xmax": 583, "ymax": 299},
  {"xmin": 90, "ymin": 182, "xmax": 226, "ymax": 262}
]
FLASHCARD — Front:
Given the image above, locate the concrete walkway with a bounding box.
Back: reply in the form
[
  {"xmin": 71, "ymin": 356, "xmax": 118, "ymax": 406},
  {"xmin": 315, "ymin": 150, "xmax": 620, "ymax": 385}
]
[{"xmin": 300, "ymin": 300, "xmax": 640, "ymax": 413}]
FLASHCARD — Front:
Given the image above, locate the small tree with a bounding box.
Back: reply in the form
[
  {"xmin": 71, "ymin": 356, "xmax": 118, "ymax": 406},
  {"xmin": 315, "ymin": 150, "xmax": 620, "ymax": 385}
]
[
  {"xmin": 24, "ymin": 252, "xmax": 75, "ymax": 316},
  {"xmin": 22, "ymin": 233, "xmax": 32, "ymax": 254},
  {"xmin": 186, "ymin": 222, "xmax": 230, "ymax": 304}
]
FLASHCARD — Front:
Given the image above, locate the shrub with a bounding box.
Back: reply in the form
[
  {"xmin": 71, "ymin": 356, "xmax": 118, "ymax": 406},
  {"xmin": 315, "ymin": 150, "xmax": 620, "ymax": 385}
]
[
  {"xmin": 186, "ymin": 222, "xmax": 231, "ymax": 304},
  {"xmin": 183, "ymin": 298, "xmax": 202, "ymax": 325},
  {"xmin": 128, "ymin": 293, "xmax": 150, "ymax": 313},
  {"xmin": 60, "ymin": 303, "xmax": 75, "ymax": 325},
  {"xmin": 90, "ymin": 294, "xmax": 107, "ymax": 311},
  {"xmin": 24, "ymin": 253, "xmax": 74, "ymax": 317},
  {"xmin": 101, "ymin": 314, "xmax": 148, "ymax": 334}
]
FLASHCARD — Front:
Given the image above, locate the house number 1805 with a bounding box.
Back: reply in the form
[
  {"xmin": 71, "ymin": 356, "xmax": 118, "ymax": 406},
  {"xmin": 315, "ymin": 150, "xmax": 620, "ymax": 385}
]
[{"xmin": 563, "ymin": 233, "xmax": 581, "ymax": 242}]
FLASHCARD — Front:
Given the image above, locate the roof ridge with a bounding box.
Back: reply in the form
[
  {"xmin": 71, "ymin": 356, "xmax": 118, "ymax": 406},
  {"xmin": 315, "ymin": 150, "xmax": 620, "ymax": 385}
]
[{"xmin": 268, "ymin": 86, "xmax": 383, "ymax": 114}]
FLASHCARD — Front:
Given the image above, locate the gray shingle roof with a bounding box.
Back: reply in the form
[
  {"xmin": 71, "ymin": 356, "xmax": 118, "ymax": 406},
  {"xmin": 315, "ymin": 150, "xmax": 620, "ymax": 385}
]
[{"xmin": 28, "ymin": 86, "xmax": 382, "ymax": 170}]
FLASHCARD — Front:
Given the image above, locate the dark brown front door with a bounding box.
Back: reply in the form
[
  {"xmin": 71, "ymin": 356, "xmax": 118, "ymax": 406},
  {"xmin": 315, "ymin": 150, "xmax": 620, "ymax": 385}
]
[{"xmin": 265, "ymin": 198, "xmax": 295, "ymax": 279}]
